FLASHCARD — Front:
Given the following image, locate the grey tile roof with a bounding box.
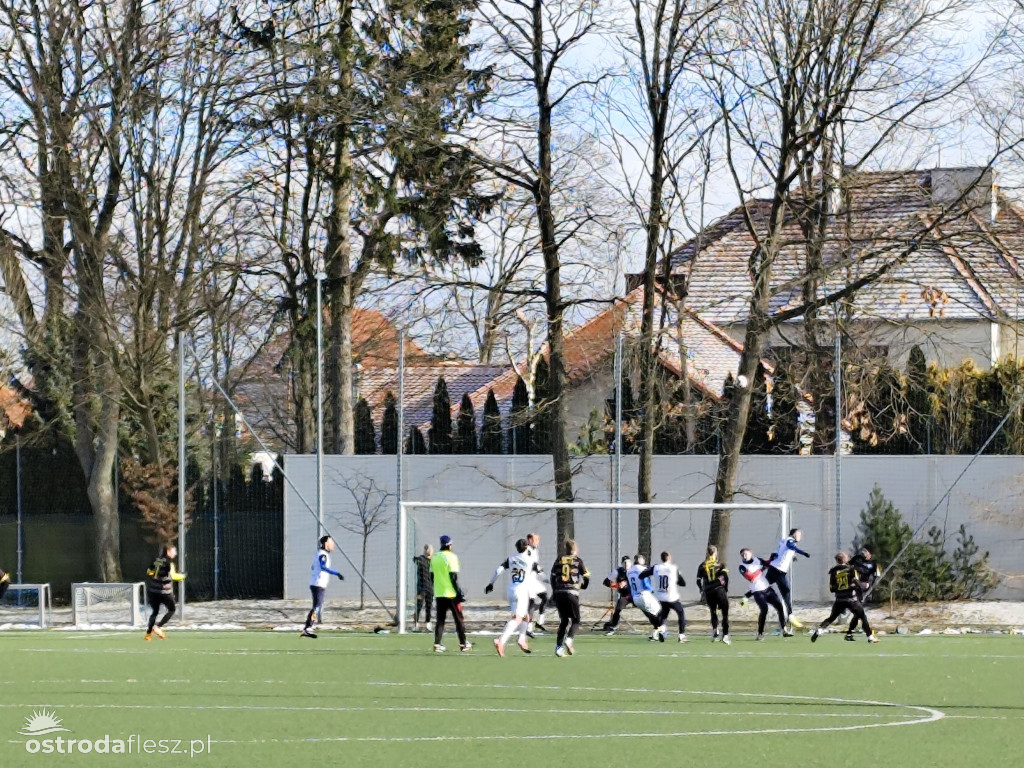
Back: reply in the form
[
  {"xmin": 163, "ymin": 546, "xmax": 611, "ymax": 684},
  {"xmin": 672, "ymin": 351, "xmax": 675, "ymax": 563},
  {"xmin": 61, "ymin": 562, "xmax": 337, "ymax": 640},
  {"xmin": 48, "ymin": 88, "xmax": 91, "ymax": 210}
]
[{"xmin": 670, "ymin": 168, "xmax": 1024, "ymax": 325}]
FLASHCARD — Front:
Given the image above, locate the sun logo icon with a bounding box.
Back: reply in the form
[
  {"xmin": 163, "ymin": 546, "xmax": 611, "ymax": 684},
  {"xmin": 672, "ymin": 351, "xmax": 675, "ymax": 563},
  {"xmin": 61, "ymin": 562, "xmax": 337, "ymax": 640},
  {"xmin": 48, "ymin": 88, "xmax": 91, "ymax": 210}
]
[{"xmin": 17, "ymin": 708, "xmax": 72, "ymax": 737}]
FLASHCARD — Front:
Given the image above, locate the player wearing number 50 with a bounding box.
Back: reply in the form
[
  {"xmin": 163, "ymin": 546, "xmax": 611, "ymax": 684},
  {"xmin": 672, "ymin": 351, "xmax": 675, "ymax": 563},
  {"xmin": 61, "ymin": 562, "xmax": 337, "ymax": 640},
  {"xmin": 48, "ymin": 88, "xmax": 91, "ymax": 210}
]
[
  {"xmin": 811, "ymin": 552, "xmax": 879, "ymax": 644},
  {"xmin": 485, "ymin": 538, "xmax": 540, "ymax": 656},
  {"xmin": 145, "ymin": 545, "xmax": 185, "ymax": 641},
  {"xmin": 551, "ymin": 539, "xmax": 589, "ymax": 657},
  {"xmin": 302, "ymin": 535, "xmax": 344, "ymax": 639},
  {"xmin": 431, "ymin": 535, "xmax": 471, "ymax": 653}
]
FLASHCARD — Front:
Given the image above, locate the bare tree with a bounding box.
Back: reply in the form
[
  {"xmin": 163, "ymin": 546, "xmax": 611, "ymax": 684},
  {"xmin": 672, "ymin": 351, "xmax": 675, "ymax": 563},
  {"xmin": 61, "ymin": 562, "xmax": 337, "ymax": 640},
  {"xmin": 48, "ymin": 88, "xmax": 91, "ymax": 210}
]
[
  {"xmin": 336, "ymin": 474, "xmax": 394, "ymax": 609},
  {"xmin": 699, "ymin": 0, "xmax": 997, "ymax": 555},
  {"xmin": 609, "ymin": 0, "xmax": 722, "ymax": 558},
  {"xmin": 475, "ymin": 0, "xmax": 617, "ymax": 539}
]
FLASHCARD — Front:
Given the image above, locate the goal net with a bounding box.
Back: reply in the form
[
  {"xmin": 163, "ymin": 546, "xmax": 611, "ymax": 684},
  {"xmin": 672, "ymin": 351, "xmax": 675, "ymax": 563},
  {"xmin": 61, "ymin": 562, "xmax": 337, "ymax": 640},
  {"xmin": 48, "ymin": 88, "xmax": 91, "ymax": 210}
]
[
  {"xmin": 0, "ymin": 583, "xmax": 52, "ymax": 628},
  {"xmin": 397, "ymin": 501, "xmax": 789, "ymax": 634},
  {"xmin": 72, "ymin": 582, "xmax": 147, "ymax": 627}
]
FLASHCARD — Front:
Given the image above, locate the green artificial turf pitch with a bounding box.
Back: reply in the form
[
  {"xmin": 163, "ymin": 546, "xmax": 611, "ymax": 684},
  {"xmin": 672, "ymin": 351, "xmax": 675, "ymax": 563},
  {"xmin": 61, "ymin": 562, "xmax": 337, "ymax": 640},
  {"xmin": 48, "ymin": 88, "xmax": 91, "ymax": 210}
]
[{"xmin": 1, "ymin": 629, "xmax": 1022, "ymax": 767}]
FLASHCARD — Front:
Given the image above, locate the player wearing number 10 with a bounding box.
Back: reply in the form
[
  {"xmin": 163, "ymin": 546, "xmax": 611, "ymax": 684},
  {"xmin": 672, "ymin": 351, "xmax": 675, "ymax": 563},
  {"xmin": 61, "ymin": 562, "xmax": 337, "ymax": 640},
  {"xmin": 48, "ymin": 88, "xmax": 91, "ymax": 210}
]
[
  {"xmin": 485, "ymin": 538, "xmax": 539, "ymax": 656},
  {"xmin": 551, "ymin": 539, "xmax": 589, "ymax": 657}
]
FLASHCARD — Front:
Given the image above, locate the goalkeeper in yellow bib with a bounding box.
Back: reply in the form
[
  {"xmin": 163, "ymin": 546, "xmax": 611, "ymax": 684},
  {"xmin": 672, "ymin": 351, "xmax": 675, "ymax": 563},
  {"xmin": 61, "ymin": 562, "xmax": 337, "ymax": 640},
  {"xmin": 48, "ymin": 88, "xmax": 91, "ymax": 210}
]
[{"xmin": 145, "ymin": 545, "xmax": 185, "ymax": 641}]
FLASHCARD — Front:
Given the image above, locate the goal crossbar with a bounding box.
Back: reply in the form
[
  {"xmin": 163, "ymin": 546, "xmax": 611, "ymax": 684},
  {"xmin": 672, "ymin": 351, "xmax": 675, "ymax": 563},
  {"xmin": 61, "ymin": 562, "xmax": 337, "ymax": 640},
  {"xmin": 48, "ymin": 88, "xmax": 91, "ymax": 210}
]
[{"xmin": 397, "ymin": 501, "xmax": 789, "ymax": 634}]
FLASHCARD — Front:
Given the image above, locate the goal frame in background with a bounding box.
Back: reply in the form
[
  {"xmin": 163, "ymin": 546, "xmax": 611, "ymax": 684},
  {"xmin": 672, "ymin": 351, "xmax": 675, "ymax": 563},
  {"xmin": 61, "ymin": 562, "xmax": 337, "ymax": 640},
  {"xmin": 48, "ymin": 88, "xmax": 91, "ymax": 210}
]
[
  {"xmin": 0, "ymin": 583, "xmax": 53, "ymax": 627},
  {"xmin": 396, "ymin": 501, "xmax": 789, "ymax": 634},
  {"xmin": 71, "ymin": 582, "xmax": 147, "ymax": 627}
]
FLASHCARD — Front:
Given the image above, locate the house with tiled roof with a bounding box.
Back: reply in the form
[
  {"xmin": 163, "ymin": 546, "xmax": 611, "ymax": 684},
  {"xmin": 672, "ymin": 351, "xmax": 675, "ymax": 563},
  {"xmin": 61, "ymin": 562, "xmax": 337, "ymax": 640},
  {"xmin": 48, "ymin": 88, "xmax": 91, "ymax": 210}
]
[
  {"xmin": 231, "ymin": 307, "xmax": 439, "ymax": 451},
  {"xmin": 653, "ymin": 167, "xmax": 1024, "ymax": 368}
]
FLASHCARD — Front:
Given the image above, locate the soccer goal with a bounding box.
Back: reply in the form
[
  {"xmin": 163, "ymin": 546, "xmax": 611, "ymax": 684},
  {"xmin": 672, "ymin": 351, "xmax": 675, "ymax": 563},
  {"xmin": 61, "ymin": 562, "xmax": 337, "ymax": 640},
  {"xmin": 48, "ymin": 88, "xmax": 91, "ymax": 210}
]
[
  {"xmin": 0, "ymin": 583, "xmax": 53, "ymax": 628},
  {"xmin": 72, "ymin": 582, "xmax": 148, "ymax": 627},
  {"xmin": 396, "ymin": 501, "xmax": 789, "ymax": 634}
]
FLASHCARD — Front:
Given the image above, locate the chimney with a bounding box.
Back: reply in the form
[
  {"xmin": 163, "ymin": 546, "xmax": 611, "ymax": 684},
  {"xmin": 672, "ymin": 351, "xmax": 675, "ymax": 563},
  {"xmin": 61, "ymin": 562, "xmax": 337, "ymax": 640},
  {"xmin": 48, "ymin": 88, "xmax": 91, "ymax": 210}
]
[
  {"xmin": 992, "ymin": 184, "xmax": 999, "ymax": 223},
  {"xmin": 930, "ymin": 167, "xmax": 993, "ymax": 211}
]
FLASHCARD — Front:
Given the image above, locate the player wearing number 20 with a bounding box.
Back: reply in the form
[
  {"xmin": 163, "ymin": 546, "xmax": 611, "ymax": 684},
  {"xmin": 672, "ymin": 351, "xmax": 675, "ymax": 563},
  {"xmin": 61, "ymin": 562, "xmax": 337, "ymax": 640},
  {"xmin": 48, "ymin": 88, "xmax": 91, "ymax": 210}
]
[
  {"xmin": 810, "ymin": 552, "xmax": 879, "ymax": 644},
  {"xmin": 486, "ymin": 538, "xmax": 541, "ymax": 656},
  {"xmin": 551, "ymin": 539, "xmax": 589, "ymax": 657}
]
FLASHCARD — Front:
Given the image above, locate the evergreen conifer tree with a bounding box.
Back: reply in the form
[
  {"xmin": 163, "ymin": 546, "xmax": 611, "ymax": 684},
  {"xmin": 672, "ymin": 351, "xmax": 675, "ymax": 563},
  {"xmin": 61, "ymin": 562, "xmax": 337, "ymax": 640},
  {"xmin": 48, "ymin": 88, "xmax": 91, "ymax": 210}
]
[
  {"xmin": 406, "ymin": 426, "xmax": 427, "ymax": 455},
  {"xmin": 533, "ymin": 357, "xmax": 552, "ymax": 454},
  {"xmin": 354, "ymin": 398, "xmax": 376, "ymax": 454},
  {"xmin": 481, "ymin": 389, "xmax": 503, "ymax": 453},
  {"xmin": 381, "ymin": 391, "xmax": 399, "ymax": 455},
  {"xmin": 509, "ymin": 376, "xmax": 530, "ymax": 454},
  {"xmin": 453, "ymin": 393, "xmax": 477, "ymax": 454},
  {"xmin": 428, "ymin": 376, "xmax": 453, "ymax": 454}
]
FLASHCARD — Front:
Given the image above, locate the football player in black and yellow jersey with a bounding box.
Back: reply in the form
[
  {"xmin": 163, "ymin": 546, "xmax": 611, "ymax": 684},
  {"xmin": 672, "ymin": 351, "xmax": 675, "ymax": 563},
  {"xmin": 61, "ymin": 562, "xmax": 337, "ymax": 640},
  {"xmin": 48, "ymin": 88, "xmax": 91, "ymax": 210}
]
[
  {"xmin": 551, "ymin": 539, "xmax": 590, "ymax": 657},
  {"xmin": 811, "ymin": 552, "xmax": 878, "ymax": 643},
  {"xmin": 696, "ymin": 545, "xmax": 730, "ymax": 644}
]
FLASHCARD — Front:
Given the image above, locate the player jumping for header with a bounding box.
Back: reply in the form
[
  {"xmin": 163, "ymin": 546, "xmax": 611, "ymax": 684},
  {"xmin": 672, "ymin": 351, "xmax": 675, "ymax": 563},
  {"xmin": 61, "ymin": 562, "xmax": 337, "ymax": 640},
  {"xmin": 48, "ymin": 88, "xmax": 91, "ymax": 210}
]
[
  {"xmin": 765, "ymin": 528, "xmax": 810, "ymax": 630},
  {"xmin": 485, "ymin": 538, "xmax": 540, "ymax": 656},
  {"xmin": 811, "ymin": 552, "xmax": 879, "ymax": 644}
]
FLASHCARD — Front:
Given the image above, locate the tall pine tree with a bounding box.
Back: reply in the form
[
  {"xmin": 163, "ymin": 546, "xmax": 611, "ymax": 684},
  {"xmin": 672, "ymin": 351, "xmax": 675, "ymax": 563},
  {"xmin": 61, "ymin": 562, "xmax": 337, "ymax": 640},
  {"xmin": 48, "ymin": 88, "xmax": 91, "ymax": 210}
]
[
  {"xmin": 509, "ymin": 376, "xmax": 530, "ymax": 454},
  {"xmin": 533, "ymin": 357, "xmax": 552, "ymax": 454},
  {"xmin": 453, "ymin": 393, "xmax": 477, "ymax": 454},
  {"xmin": 353, "ymin": 398, "xmax": 376, "ymax": 454},
  {"xmin": 428, "ymin": 376, "xmax": 453, "ymax": 454},
  {"xmin": 406, "ymin": 426, "xmax": 428, "ymax": 454},
  {"xmin": 381, "ymin": 391, "xmax": 399, "ymax": 455},
  {"xmin": 481, "ymin": 389, "xmax": 503, "ymax": 453}
]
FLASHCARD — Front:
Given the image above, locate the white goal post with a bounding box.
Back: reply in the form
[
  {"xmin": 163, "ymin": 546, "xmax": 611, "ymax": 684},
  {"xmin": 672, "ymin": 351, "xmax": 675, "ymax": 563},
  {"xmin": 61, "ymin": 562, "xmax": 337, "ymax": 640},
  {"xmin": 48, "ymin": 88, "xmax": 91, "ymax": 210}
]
[
  {"xmin": 0, "ymin": 583, "xmax": 53, "ymax": 628},
  {"xmin": 72, "ymin": 582, "xmax": 148, "ymax": 627},
  {"xmin": 396, "ymin": 501, "xmax": 790, "ymax": 634}
]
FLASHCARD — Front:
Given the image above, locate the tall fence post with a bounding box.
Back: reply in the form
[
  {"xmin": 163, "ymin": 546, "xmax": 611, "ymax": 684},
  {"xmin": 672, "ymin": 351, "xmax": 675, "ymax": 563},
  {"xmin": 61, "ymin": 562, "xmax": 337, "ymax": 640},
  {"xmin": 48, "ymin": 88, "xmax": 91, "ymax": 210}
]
[{"xmin": 178, "ymin": 333, "xmax": 187, "ymax": 619}]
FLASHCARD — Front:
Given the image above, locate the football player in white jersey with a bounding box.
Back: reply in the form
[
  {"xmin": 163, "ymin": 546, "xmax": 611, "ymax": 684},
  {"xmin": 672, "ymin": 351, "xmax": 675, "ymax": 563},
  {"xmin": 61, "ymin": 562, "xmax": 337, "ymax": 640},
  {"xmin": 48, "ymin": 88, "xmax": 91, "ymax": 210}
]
[
  {"xmin": 738, "ymin": 548, "xmax": 789, "ymax": 640},
  {"xmin": 525, "ymin": 532, "xmax": 550, "ymax": 633},
  {"xmin": 765, "ymin": 528, "xmax": 810, "ymax": 629},
  {"xmin": 302, "ymin": 535, "xmax": 344, "ymax": 639},
  {"xmin": 485, "ymin": 538, "xmax": 541, "ymax": 656},
  {"xmin": 641, "ymin": 551, "xmax": 688, "ymax": 642},
  {"xmin": 625, "ymin": 554, "xmax": 664, "ymax": 634}
]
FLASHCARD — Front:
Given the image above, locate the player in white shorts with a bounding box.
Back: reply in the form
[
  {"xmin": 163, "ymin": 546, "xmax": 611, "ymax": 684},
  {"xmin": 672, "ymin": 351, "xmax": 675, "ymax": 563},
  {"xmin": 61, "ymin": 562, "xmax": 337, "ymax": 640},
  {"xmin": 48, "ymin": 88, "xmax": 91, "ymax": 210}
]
[
  {"xmin": 641, "ymin": 551, "xmax": 687, "ymax": 642},
  {"xmin": 484, "ymin": 538, "xmax": 540, "ymax": 656},
  {"xmin": 525, "ymin": 532, "xmax": 550, "ymax": 633},
  {"xmin": 625, "ymin": 554, "xmax": 663, "ymax": 632}
]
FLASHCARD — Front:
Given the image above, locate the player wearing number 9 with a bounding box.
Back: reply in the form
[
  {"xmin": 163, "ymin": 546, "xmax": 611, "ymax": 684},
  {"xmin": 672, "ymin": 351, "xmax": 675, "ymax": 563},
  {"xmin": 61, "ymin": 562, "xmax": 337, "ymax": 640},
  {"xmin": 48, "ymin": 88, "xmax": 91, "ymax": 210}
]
[{"xmin": 550, "ymin": 539, "xmax": 589, "ymax": 657}]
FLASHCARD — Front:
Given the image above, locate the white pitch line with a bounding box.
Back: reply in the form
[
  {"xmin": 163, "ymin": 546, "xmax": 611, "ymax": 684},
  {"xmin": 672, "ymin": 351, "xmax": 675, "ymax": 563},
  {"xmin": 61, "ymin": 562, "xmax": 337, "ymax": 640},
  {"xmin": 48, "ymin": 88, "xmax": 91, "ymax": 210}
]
[{"xmin": 0, "ymin": 702, "xmax": 900, "ymax": 718}]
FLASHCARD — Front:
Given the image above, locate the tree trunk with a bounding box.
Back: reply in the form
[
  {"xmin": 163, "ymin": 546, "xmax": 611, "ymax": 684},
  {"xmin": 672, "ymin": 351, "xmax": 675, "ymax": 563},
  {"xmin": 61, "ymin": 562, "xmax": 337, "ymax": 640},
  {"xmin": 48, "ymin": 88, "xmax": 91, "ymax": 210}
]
[
  {"xmin": 532, "ymin": 0, "xmax": 573, "ymax": 540},
  {"xmin": 709, "ymin": 199, "xmax": 788, "ymax": 555},
  {"xmin": 360, "ymin": 530, "xmax": 368, "ymax": 610}
]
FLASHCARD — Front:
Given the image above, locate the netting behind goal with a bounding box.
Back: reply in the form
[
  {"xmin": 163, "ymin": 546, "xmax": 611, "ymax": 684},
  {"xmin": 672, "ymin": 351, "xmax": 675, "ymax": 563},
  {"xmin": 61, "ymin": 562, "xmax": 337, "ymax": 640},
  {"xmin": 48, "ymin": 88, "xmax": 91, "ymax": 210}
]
[
  {"xmin": 72, "ymin": 582, "xmax": 147, "ymax": 627},
  {"xmin": 397, "ymin": 502, "xmax": 788, "ymax": 633},
  {"xmin": 0, "ymin": 583, "xmax": 52, "ymax": 628}
]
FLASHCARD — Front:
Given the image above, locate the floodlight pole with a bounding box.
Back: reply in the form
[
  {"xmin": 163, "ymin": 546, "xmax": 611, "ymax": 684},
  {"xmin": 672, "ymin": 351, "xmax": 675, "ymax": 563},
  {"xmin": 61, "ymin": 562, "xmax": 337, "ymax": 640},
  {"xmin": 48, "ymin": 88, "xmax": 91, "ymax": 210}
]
[
  {"xmin": 396, "ymin": 331, "xmax": 406, "ymax": 632},
  {"xmin": 316, "ymin": 272, "xmax": 326, "ymax": 538},
  {"xmin": 15, "ymin": 433, "xmax": 23, "ymax": 584},
  {"xmin": 177, "ymin": 333, "xmax": 186, "ymax": 619},
  {"xmin": 834, "ymin": 316, "xmax": 842, "ymax": 551},
  {"xmin": 612, "ymin": 334, "xmax": 623, "ymax": 563}
]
